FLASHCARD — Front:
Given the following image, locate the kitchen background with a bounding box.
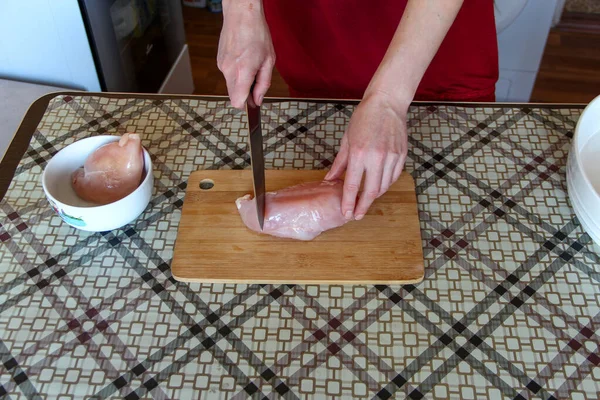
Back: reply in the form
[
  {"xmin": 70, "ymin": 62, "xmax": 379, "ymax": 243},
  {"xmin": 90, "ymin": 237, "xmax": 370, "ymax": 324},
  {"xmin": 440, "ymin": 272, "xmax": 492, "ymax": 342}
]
[
  {"xmin": 179, "ymin": 0, "xmax": 600, "ymax": 104},
  {"xmin": 0, "ymin": 0, "xmax": 599, "ymax": 160}
]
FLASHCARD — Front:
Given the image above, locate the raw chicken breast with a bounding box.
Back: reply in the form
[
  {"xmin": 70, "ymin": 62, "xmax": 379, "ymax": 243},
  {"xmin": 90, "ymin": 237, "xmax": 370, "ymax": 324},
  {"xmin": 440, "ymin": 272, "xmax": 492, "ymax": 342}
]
[
  {"xmin": 236, "ymin": 180, "xmax": 348, "ymax": 240},
  {"xmin": 72, "ymin": 133, "xmax": 144, "ymax": 205}
]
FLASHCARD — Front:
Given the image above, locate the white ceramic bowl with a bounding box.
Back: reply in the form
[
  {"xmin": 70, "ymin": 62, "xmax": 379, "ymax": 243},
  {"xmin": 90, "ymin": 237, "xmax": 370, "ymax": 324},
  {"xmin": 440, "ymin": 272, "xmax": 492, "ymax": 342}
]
[
  {"xmin": 42, "ymin": 135, "xmax": 153, "ymax": 232},
  {"xmin": 566, "ymin": 94, "xmax": 600, "ymax": 246}
]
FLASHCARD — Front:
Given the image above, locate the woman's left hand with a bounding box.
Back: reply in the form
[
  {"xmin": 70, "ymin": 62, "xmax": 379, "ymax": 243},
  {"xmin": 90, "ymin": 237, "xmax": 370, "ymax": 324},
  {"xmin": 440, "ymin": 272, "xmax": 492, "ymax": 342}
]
[{"xmin": 325, "ymin": 92, "xmax": 409, "ymax": 221}]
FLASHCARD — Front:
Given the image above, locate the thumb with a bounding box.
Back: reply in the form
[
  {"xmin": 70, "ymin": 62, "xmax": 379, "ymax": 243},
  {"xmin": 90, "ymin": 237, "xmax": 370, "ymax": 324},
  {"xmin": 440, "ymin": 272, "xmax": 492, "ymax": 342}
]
[{"xmin": 325, "ymin": 138, "xmax": 349, "ymax": 180}]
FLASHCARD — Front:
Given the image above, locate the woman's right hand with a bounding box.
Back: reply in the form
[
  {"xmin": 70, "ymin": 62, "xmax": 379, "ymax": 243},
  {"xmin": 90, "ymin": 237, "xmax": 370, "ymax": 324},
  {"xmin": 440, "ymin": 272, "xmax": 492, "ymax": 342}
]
[{"xmin": 218, "ymin": 0, "xmax": 275, "ymax": 109}]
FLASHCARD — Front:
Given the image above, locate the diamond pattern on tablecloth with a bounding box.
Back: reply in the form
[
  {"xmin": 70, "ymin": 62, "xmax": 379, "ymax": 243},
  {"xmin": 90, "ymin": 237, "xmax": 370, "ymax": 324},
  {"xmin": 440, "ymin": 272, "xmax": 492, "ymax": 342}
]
[
  {"xmin": 422, "ymin": 260, "xmax": 493, "ymax": 319},
  {"xmin": 531, "ymin": 264, "xmax": 600, "ymax": 333},
  {"xmin": 0, "ymin": 95, "xmax": 598, "ymax": 399},
  {"xmin": 2, "ymin": 168, "xmax": 48, "ymax": 211},
  {"xmin": 459, "ymin": 141, "xmax": 523, "ymax": 192}
]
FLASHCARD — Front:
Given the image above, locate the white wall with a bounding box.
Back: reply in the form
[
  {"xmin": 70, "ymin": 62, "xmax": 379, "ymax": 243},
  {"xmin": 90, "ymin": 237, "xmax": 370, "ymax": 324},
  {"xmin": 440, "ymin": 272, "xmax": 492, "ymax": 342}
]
[
  {"xmin": 496, "ymin": 0, "xmax": 557, "ymax": 102},
  {"xmin": 0, "ymin": 0, "xmax": 101, "ymax": 91}
]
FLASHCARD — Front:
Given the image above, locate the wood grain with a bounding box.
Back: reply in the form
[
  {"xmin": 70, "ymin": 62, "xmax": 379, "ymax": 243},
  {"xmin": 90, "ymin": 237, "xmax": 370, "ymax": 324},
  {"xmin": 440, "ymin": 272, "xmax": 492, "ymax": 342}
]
[
  {"xmin": 530, "ymin": 28, "xmax": 600, "ymax": 103},
  {"xmin": 171, "ymin": 170, "xmax": 425, "ymax": 284}
]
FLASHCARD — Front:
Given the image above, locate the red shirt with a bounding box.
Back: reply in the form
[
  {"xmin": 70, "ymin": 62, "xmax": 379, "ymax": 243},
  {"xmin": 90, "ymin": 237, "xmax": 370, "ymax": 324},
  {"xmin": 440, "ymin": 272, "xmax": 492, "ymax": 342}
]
[{"xmin": 263, "ymin": 0, "xmax": 498, "ymax": 101}]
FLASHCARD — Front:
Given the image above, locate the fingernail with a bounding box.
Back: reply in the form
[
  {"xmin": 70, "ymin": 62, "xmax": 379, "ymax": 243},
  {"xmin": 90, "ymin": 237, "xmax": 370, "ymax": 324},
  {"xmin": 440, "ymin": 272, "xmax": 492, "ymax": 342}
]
[
  {"xmin": 344, "ymin": 211, "xmax": 352, "ymax": 220},
  {"xmin": 258, "ymin": 95, "xmax": 264, "ymax": 105},
  {"xmin": 324, "ymin": 171, "xmax": 331, "ymax": 180},
  {"xmin": 355, "ymin": 214, "xmax": 364, "ymax": 221}
]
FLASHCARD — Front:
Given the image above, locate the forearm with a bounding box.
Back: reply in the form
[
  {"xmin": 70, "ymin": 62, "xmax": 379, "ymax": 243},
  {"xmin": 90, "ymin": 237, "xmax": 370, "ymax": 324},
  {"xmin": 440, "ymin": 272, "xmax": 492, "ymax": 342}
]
[
  {"xmin": 365, "ymin": 0, "xmax": 465, "ymax": 110},
  {"xmin": 222, "ymin": 0, "xmax": 264, "ymax": 17}
]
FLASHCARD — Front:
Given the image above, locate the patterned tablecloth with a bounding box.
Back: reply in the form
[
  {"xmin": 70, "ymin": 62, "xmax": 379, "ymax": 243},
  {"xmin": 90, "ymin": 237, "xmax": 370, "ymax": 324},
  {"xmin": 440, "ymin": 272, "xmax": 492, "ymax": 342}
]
[{"xmin": 0, "ymin": 94, "xmax": 599, "ymax": 400}]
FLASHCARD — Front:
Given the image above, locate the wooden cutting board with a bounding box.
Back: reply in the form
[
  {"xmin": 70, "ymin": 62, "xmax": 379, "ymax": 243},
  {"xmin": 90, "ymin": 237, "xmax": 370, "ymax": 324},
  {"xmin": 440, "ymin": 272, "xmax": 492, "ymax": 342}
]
[{"xmin": 171, "ymin": 170, "xmax": 424, "ymax": 284}]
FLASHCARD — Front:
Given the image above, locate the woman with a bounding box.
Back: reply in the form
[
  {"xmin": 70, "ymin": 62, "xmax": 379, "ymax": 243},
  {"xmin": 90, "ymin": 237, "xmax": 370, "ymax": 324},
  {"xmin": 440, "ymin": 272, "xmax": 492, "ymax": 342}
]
[{"xmin": 217, "ymin": 0, "xmax": 498, "ymax": 220}]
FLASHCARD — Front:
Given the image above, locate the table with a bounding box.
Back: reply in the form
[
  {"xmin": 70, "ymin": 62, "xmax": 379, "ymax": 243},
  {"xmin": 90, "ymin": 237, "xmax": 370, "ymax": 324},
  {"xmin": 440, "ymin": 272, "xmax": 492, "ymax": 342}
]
[{"xmin": 0, "ymin": 93, "xmax": 598, "ymax": 399}]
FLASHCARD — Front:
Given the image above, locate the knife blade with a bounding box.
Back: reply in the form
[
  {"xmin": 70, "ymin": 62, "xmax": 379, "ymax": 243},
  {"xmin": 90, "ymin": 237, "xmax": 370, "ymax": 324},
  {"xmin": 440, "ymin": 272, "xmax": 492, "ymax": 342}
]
[{"xmin": 245, "ymin": 86, "xmax": 265, "ymax": 230}]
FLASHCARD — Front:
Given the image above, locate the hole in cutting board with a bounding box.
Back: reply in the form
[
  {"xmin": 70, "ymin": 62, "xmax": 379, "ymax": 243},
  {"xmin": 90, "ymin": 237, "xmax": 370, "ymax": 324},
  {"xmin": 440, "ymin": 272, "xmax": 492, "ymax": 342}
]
[{"xmin": 199, "ymin": 179, "xmax": 214, "ymax": 190}]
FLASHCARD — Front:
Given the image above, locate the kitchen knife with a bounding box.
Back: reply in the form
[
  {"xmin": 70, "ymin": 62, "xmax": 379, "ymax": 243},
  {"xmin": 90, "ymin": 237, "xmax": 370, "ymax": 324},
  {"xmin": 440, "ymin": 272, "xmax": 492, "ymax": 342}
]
[{"xmin": 245, "ymin": 85, "xmax": 266, "ymax": 230}]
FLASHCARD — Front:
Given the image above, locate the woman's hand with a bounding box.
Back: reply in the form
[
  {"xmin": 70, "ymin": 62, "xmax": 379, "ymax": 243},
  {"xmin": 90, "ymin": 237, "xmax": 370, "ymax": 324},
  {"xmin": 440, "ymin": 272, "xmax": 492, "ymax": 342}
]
[
  {"xmin": 218, "ymin": 0, "xmax": 275, "ymax": 109},
  {"xmin": 324, "ymin": 0, "xmax": 465, "ymax": 220},
  {"xmin": 325, "ymin": 91, "xmax": 409, "ymax": 221}
]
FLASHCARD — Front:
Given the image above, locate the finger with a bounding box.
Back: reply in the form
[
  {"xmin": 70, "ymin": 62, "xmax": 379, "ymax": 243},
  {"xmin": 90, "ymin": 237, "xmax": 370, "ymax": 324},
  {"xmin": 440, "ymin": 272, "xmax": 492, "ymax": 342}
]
[
  {"xmin": 392, "ymin": 153, "xmax": 406, "ymax": 183},
  {"xmin": 354, "ymin": 164, "xmax": 383, "ymax": 220},
  {"xmin": 230, "ymin": 68, "xmax": 257, "ymax": 109},
  {"xmin": 325, "ymin": 137, "xmax": 349, "ymax": 181},
  {"xmin": 378, "ymin": 156, "xmax": 397, "ymax": 197},
  {"xmin": 253, "ymin": 61, "xmax": 273, "ymax": 106},
  {"xmin": 223, "ymin": 72, "xmax": 237, "ymax": 107},
  {"xmin": 341, "ymin": 157, "xmax": 364, "ymax": 220},
  {"xmin": 354, "ymin": 165, "xmax": 383, "ymax": 220}
]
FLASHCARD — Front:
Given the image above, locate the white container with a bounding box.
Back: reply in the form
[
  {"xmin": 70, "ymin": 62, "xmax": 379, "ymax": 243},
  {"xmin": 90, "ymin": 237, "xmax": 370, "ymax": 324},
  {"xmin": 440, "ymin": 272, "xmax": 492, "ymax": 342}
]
[
  {"xmin": 42, "ymin": 136, "xmax": 153, "ymax": 232},
  {"xmin": 566, "ymin": 94, "xmax": 600, "ymax": 246}
]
